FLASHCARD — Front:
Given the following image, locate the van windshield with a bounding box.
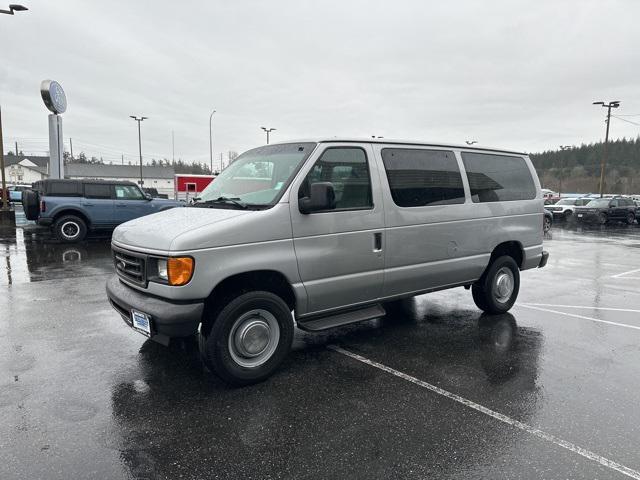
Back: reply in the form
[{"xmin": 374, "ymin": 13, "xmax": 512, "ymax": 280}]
[{"xmin": 194, "ymin": 143, "xmax": 316, "ymax": 208}]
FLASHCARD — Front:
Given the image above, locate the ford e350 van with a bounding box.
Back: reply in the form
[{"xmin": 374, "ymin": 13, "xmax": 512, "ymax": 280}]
[{"xmin": 106, "ymin": 138, "xmax": 548, "ymax": 385}]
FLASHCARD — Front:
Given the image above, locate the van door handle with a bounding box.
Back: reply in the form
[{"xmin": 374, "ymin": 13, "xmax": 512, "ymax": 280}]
[
  {"xmin": 82, "ymin": 202, "xmax": 94, "ymax": 206},
  {"xmin": 373, "ymin": 232, "xmax": 382, "ymax": 252}
]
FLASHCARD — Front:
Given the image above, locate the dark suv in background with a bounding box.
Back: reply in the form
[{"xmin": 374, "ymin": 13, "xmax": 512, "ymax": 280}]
[
  {"xmin": 575, "ymin": 197, "xmax": 637, "ymax": 225},
  {"xmin": 23, "ymin": 179, "xmax": 183, "ymax": 242}
]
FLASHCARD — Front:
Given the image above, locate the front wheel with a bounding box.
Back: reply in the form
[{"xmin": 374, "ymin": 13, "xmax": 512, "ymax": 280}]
[
  {"xmin": 543, "ymin": 216, "xmax": 552, "ymax": 233},
  {"xmin": 599, "ymin": 212, "xmax": 608, "ymax": 225},
  {"xmin": 200, "ymin": 291, "xmax": 294, "ymax": 386},
  {"xmin": 472, "ymin": 256, "xmax": 520, "ymax": 314}
]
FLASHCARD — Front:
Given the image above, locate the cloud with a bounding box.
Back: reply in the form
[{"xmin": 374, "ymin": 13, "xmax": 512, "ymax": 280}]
[{"xmin": 1, "ymin": 0, "xmax": 639, "ymax": 168}]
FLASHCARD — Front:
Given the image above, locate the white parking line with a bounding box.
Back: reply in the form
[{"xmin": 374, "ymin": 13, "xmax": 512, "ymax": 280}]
[
  {"xmin": 517, "ymin": 305, "xmax": 640, "ymax": 331},
  {"xmin": 612, "ymin": 268, "xmax": 640, "ymax": 279},
  {"xmin": 329, "ymin": 345, "xmax": 640, "ymax": 480},
  {"xmin": 520, "ymin": 303, "xmax": 640, "ymax": 314}
]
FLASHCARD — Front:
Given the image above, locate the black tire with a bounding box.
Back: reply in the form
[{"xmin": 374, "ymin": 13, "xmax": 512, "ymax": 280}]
[
  {"xmin": 471, "ymin": 255, "xmax": 520, "ymax": 314},
  {"xmin": 543, "ymin": 216, "xmax": 552, "ymax": 233},
  {"xmin": 54, "ymin": 215, "xmax": 87, "ymax": 243},
  {"xmin": 598, "ymin": 212, "xmax": 608, "ymax": 225},
  {"xmin": 563, "ymin": 210, "xmax": 573, "ymax": 221},
  {"xmin": 200, "ymin": 291, "xmax": 294, "ymax": 386},
  {"xmin": 626, "ymin": 212, "xmax": 635, "ymax": 225},
  {"xmin": 22, "ymin": 189, "xmax": 40, "ymax": 220}
]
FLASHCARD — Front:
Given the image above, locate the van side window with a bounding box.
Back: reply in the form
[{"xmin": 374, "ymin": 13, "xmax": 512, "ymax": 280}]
[
  {"xmin": 381, "ymin": 148, "xmax": 465, "ymax": 207},
  {"xmin": 84, "ymin": 183, "xmax": 112, "ymax": 199},
  {"xmin": 301, "ymin": 147, "xmax": 373, "ymax": 210},
  {"xmin": 461, "ymin": 152, "xmax": 536, "ymax": 202}
]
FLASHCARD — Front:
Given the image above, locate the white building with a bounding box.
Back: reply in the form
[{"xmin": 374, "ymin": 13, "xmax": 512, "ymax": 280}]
[
  {"xmin": 3, "ymin": 157, "xmax": 49, "ymax": 185},
  {"xmin": 65, "ymin": 163, "xmax": 175, "ymax": 196}
]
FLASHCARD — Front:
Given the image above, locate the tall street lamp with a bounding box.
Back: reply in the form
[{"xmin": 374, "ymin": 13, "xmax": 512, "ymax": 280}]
[
  {"xmin": 558, "ymin": 145, "xmax": 572, "ymax": 197},
  {"xmin": 261, "ymin": 126, "xmax": 276, "ymax": 145},
  {"xmin": 0, "ymin": 4, "xmax": 27, "ymax": 224},
  {"xmin": 130, "ymin": 115, "xmax": 147, "ymax": 187},
  {"xmin": 209, "ymin": 109, "xmax": 216, "ymax": 173},
  {"xmin": 0, "ymin": 4, "xmax": 28, "ymax": 15},
  {"xmin": 593, "ymin": 101, "xmax": 620, "ymax": 197}
]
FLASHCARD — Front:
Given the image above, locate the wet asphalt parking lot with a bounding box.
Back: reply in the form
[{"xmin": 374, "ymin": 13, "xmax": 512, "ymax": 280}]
[{"xmin": 2, "ymin": 210, "xmax": 640, "ymax": 479}]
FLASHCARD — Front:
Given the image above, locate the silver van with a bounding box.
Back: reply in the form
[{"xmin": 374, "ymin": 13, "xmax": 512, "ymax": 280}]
[{"xmin": 106, "ymin": 138, "xmax": 548, "ymax": 384}]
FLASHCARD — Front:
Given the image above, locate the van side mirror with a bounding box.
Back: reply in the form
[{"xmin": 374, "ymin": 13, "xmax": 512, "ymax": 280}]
[{"xmin": 299, "ymin": 182, "xmax": 336, "ymax": 214}]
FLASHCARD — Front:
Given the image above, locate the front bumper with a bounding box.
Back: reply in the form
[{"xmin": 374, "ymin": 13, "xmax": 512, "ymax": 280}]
[{"xmin": 106, "ymin": 274, "xmax": 204, "ymax": 345}]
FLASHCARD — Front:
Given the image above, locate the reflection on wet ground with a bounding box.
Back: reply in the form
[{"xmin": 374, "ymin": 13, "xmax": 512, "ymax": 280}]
[
  {"xmin": 1, "ymin": 220, "xmax": 640, "ymax": 479},
  {"xmin": 0, "ymin": 225, "xmax": 112, "ymax": 286}
]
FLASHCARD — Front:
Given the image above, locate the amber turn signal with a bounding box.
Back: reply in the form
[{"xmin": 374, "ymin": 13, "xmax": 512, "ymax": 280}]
[{"xmin": 167, "ymin": 257, "xmax": 194, "ymax": 286}]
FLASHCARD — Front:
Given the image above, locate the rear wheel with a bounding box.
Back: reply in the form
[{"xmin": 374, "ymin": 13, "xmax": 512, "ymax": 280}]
[
  {"xmin": 543, "ymin": 216, "xmax": 552, "ymax": 232},
  {"xmin": 599, "ymin": 212, "xmax": 608, "ymax": 225},
  {"xmin": 200, "ymin": 291, "xmax": 294, "ymax": 385},
  {"xmin": 563, "ymin": 210, "xmax": 573, "ymax": 221},
  {"xmin": 472, "ymin": 256, "xmax": 520, "ymax": 314},
  {"xmin": 626, "ymin": 212, "xmax": 635, "ymax": 225},
  {"xmin": 54, "ymin": 215, "xmax": 87, "ymax": 243}
]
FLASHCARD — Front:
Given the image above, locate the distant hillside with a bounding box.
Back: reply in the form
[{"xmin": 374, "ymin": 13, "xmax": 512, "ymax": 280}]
[{"xmin": 530, "ymin": 137, "xmax": 640, "ymax": 194}]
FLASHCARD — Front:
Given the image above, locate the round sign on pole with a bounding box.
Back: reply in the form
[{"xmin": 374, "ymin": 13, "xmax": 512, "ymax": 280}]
[{"xmin": 40, "ymin": 80, "xmax": 67, "ymax": 114}]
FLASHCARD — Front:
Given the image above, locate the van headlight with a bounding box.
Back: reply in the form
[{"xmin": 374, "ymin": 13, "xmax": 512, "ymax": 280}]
[
  {"xmin": 157, "ymin": 259, "xmax": 168, "ymax": 280},
  {"xmin": 151, "ymin": 257, "xmax": 194, "ymax": 286}
]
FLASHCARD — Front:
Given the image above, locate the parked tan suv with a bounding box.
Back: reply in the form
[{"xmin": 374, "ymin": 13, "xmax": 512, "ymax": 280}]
[{"xmin": 107, "ymin": 138, "xmax": 548, "ymax": 384}]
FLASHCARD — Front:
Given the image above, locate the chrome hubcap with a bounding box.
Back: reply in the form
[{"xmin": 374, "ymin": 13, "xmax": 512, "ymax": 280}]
[
  {"xmin": 229, "ymin": 309, "xmax": 279, "ymax": 368},
  {"xmin": 61, "ymin": 221, "xmax": 80, "ymax": 239},
  {"xmin": 493, "ymin": 267, "xmax": 514, "ymax": 304}
]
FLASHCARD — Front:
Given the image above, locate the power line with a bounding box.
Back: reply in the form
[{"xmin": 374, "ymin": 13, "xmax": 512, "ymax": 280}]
[{"xmin": 611, "ymin": 115, "xmax": 640, "ymax": 126}]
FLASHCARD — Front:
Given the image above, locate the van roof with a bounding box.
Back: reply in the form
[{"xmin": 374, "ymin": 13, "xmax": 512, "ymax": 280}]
[{"xmin": 269, "ymin": 137, "xmax": 527, "ymax": 156}]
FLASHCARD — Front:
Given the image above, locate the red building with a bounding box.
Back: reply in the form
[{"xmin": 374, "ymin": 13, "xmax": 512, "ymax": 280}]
[{"xmin": 174, "ymin": 174, "xmax": 216, "ymax": 200}]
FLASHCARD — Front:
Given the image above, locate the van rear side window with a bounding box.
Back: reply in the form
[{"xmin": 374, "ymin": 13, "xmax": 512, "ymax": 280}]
[
  {"xmin": 381, "ymin": 148, "xmax": 465, "ymax": 207},
  {"xmin": 461, "ymin": 152, "xmax": 536, "ymax": 203}
]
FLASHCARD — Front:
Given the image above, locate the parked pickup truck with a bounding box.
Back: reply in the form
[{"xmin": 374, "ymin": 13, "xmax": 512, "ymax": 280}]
[
  {"xmin": 106, "ymin": 138, "xmax": 548, "ymax": 385},
  {"xmin": 23, "ymin": 179, "xmax": 183, "ymax": 242}
]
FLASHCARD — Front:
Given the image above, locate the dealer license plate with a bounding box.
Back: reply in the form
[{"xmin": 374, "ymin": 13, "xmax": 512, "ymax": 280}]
[
  {"xmin": 578, "ymin": 214, "xmax": 583, "ymax": 217},
  {"xmin": 131, "ymin": 310, "xmax": 152, "ymax": 336}
]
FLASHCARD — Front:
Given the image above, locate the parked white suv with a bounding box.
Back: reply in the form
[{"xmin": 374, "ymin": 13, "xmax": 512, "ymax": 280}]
[
  {"xmin": 107, "ymin": 138, "xmax": 548, "ymax": 384},
  {"xmin": 545, "ymin": 197, "xmax": 592, "ymax": 220}
]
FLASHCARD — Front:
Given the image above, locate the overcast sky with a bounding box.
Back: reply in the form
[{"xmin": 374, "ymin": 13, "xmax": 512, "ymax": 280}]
[{"xmin": 1, "ymin": 0, "xmax": 639, "ymax": 170}]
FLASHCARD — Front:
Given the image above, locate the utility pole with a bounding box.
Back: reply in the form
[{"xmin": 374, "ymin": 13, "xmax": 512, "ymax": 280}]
[
  {"xmin": 15, "ymin": 141, "xmax": 18, "ymax": 157},
  {"xmin": 130, "ymin": 115, "xmax": 148, "ymax": 187},
  {"xmin": 261, "ymin": 126, "xmax": 276, "ymax": 144},
  {"xmin": 69, "ymin": 138, "xmax": 74, "ymax": 160},
  {"xmin": 0, "ymin": 105, "xmax": 9, "ymax": 211},
  {"xmin": 220, "ymin": 152, "xmax": 224, "ymax": 171},
  {"xmin": 209, "ymin": 109, "xmax": 216, "ymax": 175},
  {"xmin": 558, "ymin": 145, "xmax": 572, "ymax": 196},
  {"xmin": 172, "ymin": 130, "xmax": 175, "ymax": 163},
  {"xmin": 593, "ymin": 101, "xmax": 620, "ymax": 197},
  {"xmin": 121, "ymin": 154, "xmax": 124, "ymax": 165}
]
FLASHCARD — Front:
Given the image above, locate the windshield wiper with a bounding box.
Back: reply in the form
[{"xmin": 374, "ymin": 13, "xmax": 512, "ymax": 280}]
[{"xmin": 193, "ymin": 196, "xmax": 248, "ymax": 209}]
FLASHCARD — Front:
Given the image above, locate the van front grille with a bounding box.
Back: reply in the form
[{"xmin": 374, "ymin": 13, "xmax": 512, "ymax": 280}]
[{"xmin": 113, "ymin": 247, "xmax": 147, "ymax": 287}]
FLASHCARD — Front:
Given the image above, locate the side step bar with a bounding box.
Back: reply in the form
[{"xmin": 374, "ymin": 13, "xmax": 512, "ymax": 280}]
[{"xmin": 297, "ymin": 304, "xmax": 386, "ymax": 332}]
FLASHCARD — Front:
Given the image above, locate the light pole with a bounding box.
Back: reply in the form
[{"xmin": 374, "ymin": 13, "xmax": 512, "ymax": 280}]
[
  {"xmin": 209, "ymin": 109, "xmax": 216, "ymax": 174},
  {"xmin": 558, "ymin": 145, "xmax": 572, "ymax": 197},
  {"xmin": 261, "ymin": 126, "xmax": 276, "ymax": 145},
  {"xmin": 0, "ymin": 4, "xmax": 27, "ymax": 224},
  {"xmin": 593, "ymin": 101, "xmax": 620, "ymax": 197},
  {"xmin": 130, "ymin": 116, "xmax": 147, "ymax": 187},
  {"xmin": 0, "ymin": 4, "xmax": 28, "ymax": 15}
]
